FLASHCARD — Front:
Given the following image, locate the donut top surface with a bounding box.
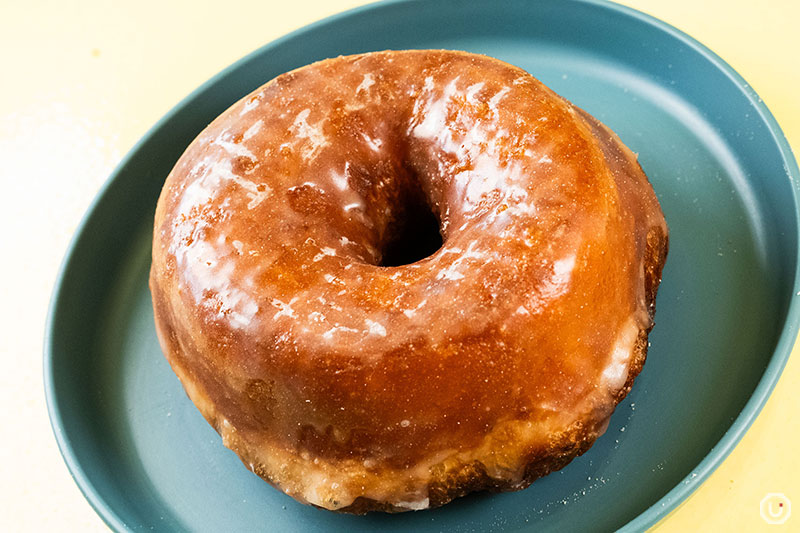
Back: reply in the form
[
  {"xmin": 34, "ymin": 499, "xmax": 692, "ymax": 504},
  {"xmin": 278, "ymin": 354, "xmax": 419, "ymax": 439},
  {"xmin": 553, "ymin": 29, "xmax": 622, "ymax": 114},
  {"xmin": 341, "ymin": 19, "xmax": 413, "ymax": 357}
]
[{"xmin": 150, "ymin": 50, "xmax": 667, "ymax": 508}]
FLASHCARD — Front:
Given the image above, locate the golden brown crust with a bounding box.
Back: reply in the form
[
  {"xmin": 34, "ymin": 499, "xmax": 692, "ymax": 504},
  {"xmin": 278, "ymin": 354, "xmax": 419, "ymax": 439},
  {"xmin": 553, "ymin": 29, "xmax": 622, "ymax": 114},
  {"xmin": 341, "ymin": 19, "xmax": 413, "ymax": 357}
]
[
  {"xmin": 337, "ymin": 422, "xmax": 599, "ymax": 514},
  {"xmin": 150, "ymin": 50, "xmax": 668, "ymax": 513}
]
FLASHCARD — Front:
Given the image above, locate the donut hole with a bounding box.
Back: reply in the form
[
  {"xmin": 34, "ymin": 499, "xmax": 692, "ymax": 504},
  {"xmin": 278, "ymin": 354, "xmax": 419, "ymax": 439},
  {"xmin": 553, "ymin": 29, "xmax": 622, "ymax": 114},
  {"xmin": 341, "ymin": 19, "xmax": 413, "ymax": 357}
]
[{"xmin": 379, "ymin": 197, "xmax": 443, "ymax": 267}]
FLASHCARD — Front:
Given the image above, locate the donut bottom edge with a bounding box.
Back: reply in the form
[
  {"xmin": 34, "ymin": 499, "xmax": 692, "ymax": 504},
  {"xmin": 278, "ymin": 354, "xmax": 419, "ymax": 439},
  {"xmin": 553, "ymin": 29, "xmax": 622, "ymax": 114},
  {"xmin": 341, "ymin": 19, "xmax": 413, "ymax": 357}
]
[{"xmin": 157, "ymin": 322, "xmax": 651, "ymax": 515}]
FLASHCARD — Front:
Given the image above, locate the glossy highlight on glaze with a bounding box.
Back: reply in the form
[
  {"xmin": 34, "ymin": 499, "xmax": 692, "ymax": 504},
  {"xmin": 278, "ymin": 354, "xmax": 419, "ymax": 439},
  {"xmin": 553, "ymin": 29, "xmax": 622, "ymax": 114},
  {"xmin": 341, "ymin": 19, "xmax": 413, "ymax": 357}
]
[{"xmin": 149, "ymin": 50, "xmax": 668, "ymax": 513}]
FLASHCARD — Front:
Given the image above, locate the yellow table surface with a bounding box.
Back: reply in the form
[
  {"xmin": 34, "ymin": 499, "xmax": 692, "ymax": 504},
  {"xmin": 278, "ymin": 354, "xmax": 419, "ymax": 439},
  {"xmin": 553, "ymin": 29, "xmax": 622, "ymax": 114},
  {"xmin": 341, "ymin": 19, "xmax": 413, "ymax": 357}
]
[{"xmin": 1, "ymin": 1, "xmax": 797, "ymax": 531}]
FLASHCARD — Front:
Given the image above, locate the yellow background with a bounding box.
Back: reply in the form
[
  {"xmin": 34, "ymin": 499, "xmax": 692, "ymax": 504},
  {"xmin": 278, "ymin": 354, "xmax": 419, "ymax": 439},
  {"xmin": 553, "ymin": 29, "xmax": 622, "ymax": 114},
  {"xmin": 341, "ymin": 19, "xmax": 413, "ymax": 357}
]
[{"xmin": 1, "ymin": 0, "xmax": 797, "ymax": 530}]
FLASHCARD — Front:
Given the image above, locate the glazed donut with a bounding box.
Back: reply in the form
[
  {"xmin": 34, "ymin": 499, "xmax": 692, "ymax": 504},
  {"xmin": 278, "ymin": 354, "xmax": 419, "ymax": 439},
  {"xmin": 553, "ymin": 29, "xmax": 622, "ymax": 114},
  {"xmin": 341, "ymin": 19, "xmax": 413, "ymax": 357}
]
[{"xmin": 150, "ymin": 50, "xmax": 668, "ymax": 513}]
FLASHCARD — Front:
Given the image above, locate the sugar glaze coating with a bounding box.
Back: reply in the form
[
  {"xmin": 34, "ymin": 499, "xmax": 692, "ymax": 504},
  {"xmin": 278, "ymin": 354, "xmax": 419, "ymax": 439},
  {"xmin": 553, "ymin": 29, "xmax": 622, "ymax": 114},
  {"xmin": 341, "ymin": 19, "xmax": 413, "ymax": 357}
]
[{"xmin": 150, "ymin": 50, "xmax": 668, "ymax": 513}]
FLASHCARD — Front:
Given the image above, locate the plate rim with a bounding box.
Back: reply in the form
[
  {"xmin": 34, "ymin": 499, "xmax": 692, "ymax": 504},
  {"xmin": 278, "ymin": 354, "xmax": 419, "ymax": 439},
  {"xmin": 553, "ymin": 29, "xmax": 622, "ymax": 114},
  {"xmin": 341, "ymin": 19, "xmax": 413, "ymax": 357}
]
[{"xmin": 44, "ymin": 0, "xmax": 800, "ymax": 531}]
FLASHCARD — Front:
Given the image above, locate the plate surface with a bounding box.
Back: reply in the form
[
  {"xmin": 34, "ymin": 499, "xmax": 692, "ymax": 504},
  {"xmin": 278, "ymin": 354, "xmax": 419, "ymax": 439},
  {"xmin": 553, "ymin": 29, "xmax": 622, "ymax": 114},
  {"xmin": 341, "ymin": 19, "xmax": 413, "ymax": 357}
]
[{"xmin": 45, "ymin": 0, "xmax": 800, "ymax": 531}]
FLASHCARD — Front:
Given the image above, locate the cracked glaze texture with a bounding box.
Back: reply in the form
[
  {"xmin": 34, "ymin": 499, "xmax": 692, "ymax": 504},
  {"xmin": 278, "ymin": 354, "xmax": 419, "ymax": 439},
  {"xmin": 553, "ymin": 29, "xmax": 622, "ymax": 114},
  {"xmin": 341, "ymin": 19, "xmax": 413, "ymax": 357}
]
[{"xmin": 150, "ymin": 50, "xmax": 668, "ymax": 512}]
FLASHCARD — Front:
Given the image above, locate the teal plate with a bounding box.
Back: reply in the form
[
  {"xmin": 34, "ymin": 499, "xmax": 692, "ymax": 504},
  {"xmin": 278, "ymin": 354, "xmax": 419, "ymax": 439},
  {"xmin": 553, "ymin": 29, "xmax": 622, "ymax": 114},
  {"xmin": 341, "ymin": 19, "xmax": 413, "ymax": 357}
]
[{"xmin": 45, "ymin": 0, "xmax": 800, "ymax": 531}]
